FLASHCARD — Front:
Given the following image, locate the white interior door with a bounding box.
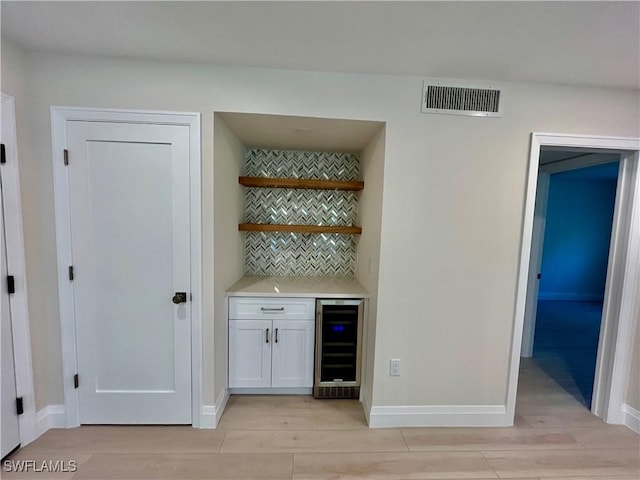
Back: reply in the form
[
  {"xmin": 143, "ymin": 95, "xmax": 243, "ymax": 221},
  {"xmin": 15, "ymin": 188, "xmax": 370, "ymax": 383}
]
[
  {"xmin": 521, "ymin": 173, "xmax": 550, "ymax": 357},
  {"xmin": 67, "ymin": 121, "xmax": 191, "ymax": 424},
  {"xmin": 1, "ymin": 190, "xmax": 20, "ymax": 457}
]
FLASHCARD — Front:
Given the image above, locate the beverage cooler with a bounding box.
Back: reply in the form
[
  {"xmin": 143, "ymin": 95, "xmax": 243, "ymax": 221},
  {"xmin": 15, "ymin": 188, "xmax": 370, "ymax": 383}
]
[{"xmin": 314, "ymin": 299, "xmax": 364, "ymax": 399}]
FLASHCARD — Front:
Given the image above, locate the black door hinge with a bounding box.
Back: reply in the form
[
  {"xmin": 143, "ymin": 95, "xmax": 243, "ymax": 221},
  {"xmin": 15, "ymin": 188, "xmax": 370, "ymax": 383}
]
[
  {"xmin": 63, "ymin": 149, "xmax": 69, "ymax": 166},
  {"xmin": 1, "ymin": 144, "xmax": 6, "ymax": 164},
  {"xmin": 74, "ymin": 374, "xmax": 79, "ymax": 389},
  {"xmin": 16, "ymin": 397, "xmax": 24, "ymax": 415},
  {"xmin": 68, "ymin": 266, "xmax": 74, "ymax": 281},
  {"xmin": 7, "ymin": 275, "xmax": 15, "ymax": 294},
  {"xmin": 537, "ymin": 273, "xmax": 542, "ymax": 280}
]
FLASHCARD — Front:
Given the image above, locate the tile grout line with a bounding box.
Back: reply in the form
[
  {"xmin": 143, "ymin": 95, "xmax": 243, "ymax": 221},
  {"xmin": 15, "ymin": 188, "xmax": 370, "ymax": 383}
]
[
  {"xmin": 398, "ymin": 428, "xmax": 411, "ymax": 452},
  {"xmin": 217, "ymin": 429, "xmax": 228, "ymax": 453},
  {"xmin": 70, "ymin": 453, "xmax": 92, "ymax": 480},
  {"xmin": 478, "ymin": 450, "xmax": 502, "ymax": 479},
  {"xmin": 289, "ymin": 452, "xmax": 296, "ymax": 480}
]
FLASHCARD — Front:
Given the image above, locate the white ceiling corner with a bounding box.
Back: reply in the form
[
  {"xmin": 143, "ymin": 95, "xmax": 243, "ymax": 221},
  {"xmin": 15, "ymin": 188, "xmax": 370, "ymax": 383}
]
[{"xmin": 1, "ymin": 1, "xmax": 639, "ymax": 90}]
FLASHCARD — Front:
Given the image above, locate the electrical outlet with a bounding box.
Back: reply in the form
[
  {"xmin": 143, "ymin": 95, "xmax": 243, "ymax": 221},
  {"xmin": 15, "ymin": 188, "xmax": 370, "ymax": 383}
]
[{"xmin": 389, "ymin": 359, "xmax": 401, "ymax": 376}]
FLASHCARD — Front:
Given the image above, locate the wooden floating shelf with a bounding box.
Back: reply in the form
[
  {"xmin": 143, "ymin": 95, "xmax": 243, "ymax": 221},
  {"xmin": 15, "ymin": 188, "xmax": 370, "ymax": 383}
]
[
  {"xmin": 239, "ymin": 223, "xmax": 362, "ymax": 235},
  {"xmin": 239, "ymin": 176, "xmax": 364, "ymax": 191}
]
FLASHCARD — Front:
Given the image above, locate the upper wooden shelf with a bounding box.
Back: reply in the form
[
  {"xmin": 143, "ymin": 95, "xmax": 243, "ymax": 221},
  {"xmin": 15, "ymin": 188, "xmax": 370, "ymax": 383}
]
[
  {"xmin": 239, "ymin": 223, "xmax": 362, "ymax": 235},
  {"xmin": 239, "ymin": 176, "xmax": 364, "ymax": 191}
]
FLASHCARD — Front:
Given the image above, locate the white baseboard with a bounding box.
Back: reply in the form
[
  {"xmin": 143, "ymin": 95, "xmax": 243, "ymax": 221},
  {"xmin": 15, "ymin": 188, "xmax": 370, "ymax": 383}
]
[
  {"xmin": 18, "ymin": 410, "xmax": 38, "ymax": 446},
  {"xmin": 538, "ymin": 292, "xmax": 604, "ymax": 302},
  {"xmin": 621, "ymin": 404, "xmax": 640, "ymax": 434},
  {"xmin": 200, "ymin": 405, "xmax": 216, "ymax": 428},
  {"xmin": 200, "ymin": 388, "xmax": 230, "ymax": 428},
  {"xmin": 367, "ymin": 404, "xmax": 508, "ymax": 428},
  {"xmin": 228, "ymin": 387, "xmax": 312, "ymax": 395},
  {"xmin": 35, "ymin": 405, "xmax": 66, "ymax": 438},
  {"xmin": 361, "ymin": 387, "xmax": 373, "ymax": 426}
]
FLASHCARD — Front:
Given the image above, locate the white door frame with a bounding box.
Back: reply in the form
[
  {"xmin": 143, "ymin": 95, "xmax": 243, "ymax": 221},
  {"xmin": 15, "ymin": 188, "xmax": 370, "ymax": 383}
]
[
  {"xmin": 508, "ymin": 132, "xmax": 640, "ymax": 425},
  {"xmin": 0, "ymin": 93, "xmax": 37, "ymax": 445},
  {"xmin": 51, "ymin": 107, "xmax": 202, "ymax": 428}
]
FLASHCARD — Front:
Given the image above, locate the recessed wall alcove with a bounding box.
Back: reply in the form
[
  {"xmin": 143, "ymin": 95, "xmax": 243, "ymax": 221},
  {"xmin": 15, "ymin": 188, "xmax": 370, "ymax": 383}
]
[{"xmin": 212, "ymin": 111, "xmax": 386, "ymax": 401}]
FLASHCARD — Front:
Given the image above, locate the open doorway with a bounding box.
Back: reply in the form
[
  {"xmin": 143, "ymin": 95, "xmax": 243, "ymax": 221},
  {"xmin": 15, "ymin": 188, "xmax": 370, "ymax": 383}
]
[
  {"xmin": 508, "ymin": 133, "xmax": 640, "ymax": 429},
  {"xmin": 530, "ymin": 156, "xmax": 620, "ymax": 409}
]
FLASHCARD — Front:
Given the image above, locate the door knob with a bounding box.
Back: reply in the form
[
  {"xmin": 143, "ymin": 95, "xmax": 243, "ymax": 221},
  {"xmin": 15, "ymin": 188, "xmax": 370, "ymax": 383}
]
[{"xmin": 172, "ymin": 292, "xmax": 187, "ymax": 304}]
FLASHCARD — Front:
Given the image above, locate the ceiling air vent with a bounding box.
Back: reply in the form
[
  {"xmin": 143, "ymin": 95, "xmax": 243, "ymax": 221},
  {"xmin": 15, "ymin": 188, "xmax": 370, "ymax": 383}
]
[{"xmin": 422, "ymin": 81, "xmax": 502, "ymax": 117}]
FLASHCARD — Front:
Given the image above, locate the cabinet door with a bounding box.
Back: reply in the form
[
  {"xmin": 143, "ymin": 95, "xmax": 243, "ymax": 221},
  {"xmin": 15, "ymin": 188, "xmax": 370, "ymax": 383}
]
[
  {"xmin": 271, "ymin": 320, "xmax": 315, "ymax": 388},
  {"xmin": 229, "ymin": 320, "xmax": 272, "ymax": 388}
]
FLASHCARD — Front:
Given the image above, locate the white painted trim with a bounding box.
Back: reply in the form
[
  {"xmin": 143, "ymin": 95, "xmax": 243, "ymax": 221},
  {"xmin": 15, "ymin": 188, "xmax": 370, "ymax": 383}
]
[
  {"xmin": 507, "ymin": 132, "xmax": 544, "ymax": 421},
  {"xmin": 587, "ymin": 158, "xmax": 635, "ymax": 420},
  {"xmin": 361, "ymin": 386, "xmax": 373, "ymax": 426},
  {"xmin": 367, "ymin": 404, "xmax": 507, "ymax": 428},
  {"xmin": 50, "ymin": 106, "xmax": 202, "ymax": 428},
  {"xmin": 0, "ymin": 93, "xmax": 37, "ymax": 446},
  {"xmin": 621, "ymin": 404, "xmax": 640, "ymax": 434},
  {"xmin": 215, "ymin": 388, "xmax": 229, "ymax": 426},
  {"xmin": 602, "ymin": 152, "xmax": 640, "ymax": 424},
  {"xmin": 508, "ymin": 133, "xmax": 640, "ymax": 427},
  {"xmin": 200, "ymin": 406, "xmax": 217, "ymax": 428},
  {"xmin": 228, "ymin": 387, "xmax": 312, "ymax": 395},
  {"xmin": 35, "ymin": 405, "xmax": 66, "ymax": 438},
  {"xmin": 188, "ymin": 111, "xmax": 203, "ymax": 428},
  {"xmin": 200, "ymin": 388, "xmax": 230, "ymax": 428}
]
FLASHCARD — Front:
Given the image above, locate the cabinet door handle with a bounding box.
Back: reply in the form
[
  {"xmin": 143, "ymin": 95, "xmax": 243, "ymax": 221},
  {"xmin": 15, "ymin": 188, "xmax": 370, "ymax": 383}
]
[
  {"xmin": 275, "ymin": 328, "xmax": 279, "ymax": 343},
  {"xmin": 265, "ymin": 328, "xmax": 270, "ymax": 343},
  {"xmin": 261, "ymin": 306, "xmax": 285, "ymax": 312}
]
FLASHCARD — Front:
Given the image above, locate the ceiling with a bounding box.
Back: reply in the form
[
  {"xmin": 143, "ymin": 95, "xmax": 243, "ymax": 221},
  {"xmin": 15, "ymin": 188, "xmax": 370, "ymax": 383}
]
[
  {"xmin": 559, "ymin": 161, "xmax": 620, "ymax": 181},
  {"xmin": 217, "ymin": 112, "xmax": 383, "ymax": 153},
  {"xmin": 540, "ymin": 150, "xmax": 621, "ymax": 179},
  {"xmin": 2, "ymin": 1, "xmax": 639, "ymax": 90}
]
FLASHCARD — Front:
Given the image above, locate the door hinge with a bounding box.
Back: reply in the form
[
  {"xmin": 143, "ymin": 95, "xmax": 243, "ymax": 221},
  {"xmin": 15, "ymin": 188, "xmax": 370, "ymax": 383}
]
[
  {"xmin": 63, "ymin": 149, "xmax": 69, "ymax": 166},
  {"xmin": 537, "ymin": 273, "xmax": 542, "ymax": 280},
  {"xmin": 74, "ymin": 374, "xmax": 79, "ymax": 389},
  {"xmin": 7, "ymin": 275, "xmax": 15, "ymax": 294},
  {"xmin": 1, "ymin": 143, "xmax": 6, "ymax": 164},
  {"xmin": 68, "ymin": 266, "xmax": 74, "ymax": 281},
  {"xmin": 16, "ymin": 397, "xmax": 24, "ymax": 415}
]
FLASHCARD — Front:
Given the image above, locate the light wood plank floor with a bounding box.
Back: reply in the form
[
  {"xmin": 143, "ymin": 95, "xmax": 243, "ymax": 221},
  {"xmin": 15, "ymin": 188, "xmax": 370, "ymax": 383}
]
[{"xmin": 3, "ymin": 359, "xmax": 638, "ymax": 479}]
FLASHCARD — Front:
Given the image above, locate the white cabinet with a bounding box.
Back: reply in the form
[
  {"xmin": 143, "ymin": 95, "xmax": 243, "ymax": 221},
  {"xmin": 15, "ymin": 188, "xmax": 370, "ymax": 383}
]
[
  {"xmin": 228, "ymin": 319, "xmax": 272, "ymax": 388},
  {"xmin": 228, "ymin": 297, "xmax": 315, "ymax": 391},
  {"xmin": 271, "ymin": 320, "xmax": 315, "ymax": 388}
]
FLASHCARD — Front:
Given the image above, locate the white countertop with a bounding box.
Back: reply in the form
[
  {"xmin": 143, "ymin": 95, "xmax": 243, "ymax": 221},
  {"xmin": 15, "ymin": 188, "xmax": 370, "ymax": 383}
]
[{"xmin": 226, "ymin": 275, "xmax": 369, "ymax": 298}]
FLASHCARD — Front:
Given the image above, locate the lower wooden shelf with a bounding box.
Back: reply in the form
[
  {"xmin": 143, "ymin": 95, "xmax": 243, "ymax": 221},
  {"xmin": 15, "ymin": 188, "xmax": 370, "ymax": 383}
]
[{"xmin": 239, "ymin": 223, "xmax": 362, "ymax": 235}]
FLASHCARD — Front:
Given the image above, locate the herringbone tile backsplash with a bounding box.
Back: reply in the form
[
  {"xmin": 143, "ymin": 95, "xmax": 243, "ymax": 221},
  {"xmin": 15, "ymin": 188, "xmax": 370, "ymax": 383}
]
[
  {"xmin": 243, "ymin": 149, "xmax": 359, "ymax": 276},
  {"xmin": 245, "ymin": 189, "xmax": 358, "ymax": 226},
  {"xmin": 245, "ymin": 232, "xmax": 356, "ymax": 276},
  {"xmin": 245, "ymin": 149, "xmax": 359, "ymax": 180}
]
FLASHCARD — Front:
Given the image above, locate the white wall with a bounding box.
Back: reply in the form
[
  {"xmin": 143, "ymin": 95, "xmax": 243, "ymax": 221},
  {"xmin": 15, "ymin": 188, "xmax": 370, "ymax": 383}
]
[
  {"xmin": 355, "ymin": 127, "xmax": 386, "ymax": 406},
  {"xmin": 4, "ymin": 47, "xmax": 638, "ymax": 412},
  {"xmin": 1, "ymin": 40, "xmax": 64, "ymax": 412},
  {"xmin": 212, "ymin": 115, "xmax": 246, "ymax": 404}
]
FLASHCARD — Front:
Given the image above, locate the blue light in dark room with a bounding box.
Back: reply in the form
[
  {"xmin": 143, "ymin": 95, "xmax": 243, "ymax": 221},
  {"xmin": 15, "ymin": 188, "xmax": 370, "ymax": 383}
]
[
  {"xmin": 332, "ymin": 325, "xmax": 345, "ymax": 332},
  {"xmin": 539, "ymin": 161, "xmax": 619, "ymax": 302}
]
